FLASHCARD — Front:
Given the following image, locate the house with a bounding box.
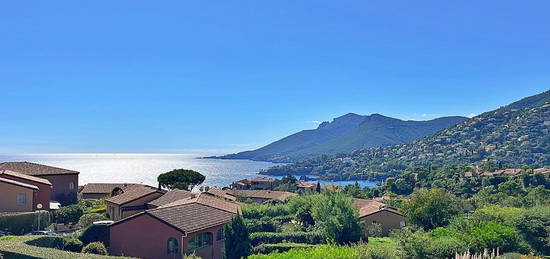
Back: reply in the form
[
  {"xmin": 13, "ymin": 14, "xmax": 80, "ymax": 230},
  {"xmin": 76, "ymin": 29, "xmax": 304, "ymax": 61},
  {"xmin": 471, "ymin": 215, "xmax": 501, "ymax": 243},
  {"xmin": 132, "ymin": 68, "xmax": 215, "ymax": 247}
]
[
  {"xmin": 203, "ymin": 187, "xmax": 237, "ymax": 201},
  {"xmin": 0, "ymin": 177, "xmax": 39, "ymax": 212},
  {"xmin": 230, "ymin": 177, "xmax": 279, "ymax": 190},
  {"xmin": 106, "ymin": 185, "xmax": 165, "ymax": 221},
  {"xmin": 0, "ymin": 162, "xmax": 79, "ymax": 205},
  {"xmin": 353, "ymin": 198, "xmax": 406, "ymax": 236},
  {"xmin": 146, "ymin": 189, "xmax": 194, "ymax": 209},
  {"xmin": 296, "ymin": 181, "xmax": 317, "ymax": 192},
  {"xmin": 534, "ymin": 168, "xmax": 550, "ymax": 174},
  {"xmin": 109, "ymin": 193, "xmax": 240, "ymax": 259},
  {"xmin": 230, "ymin": 190, "xmax": 297, "ymax": 203},
  {"xmin": 79, "ymin": 183, "xmax": 138, "ymax": 199},
  {"xmin": 0, "ymin": 170, "xmax": 52, "ymax": 211}
]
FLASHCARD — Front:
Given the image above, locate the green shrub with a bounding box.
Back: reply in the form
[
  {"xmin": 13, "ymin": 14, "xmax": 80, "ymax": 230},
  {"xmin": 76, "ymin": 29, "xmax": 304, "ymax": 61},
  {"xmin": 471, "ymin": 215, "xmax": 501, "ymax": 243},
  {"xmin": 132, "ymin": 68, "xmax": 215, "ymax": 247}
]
[
  {"xmin": 63, "ymin": 237, "xmax": 83, "ymax": 252},
  {"xmin": 246, "ymin": 218, "xmax": 277, "ymax": 233},
  {"xmin": 366, "ymin": 223, "xmax": 383, "ymax": 238},
  {"xmin": 242, "ymin": 203, "xmax": 291, "ymax": 219},
  {"xmin": 25, "ymin": 236, "xmax": 65, "ymax": 250},
  {"xmin": 79, "ymin": 224, "xmax": 109, "ymax": 246},
  {"xmin": 311, "ymin": 193, "xmax": 363, "ymax": 244},
  {"xmin": 468, "ymin": 222, "xmax": 525, "ymax": 253},
  {"xmin": 354, "ymin": 243, "xmax": 399, "ymax": 259},
  {"xmin": 251, "ymin": 243, "xmax": 315, "ymax": 254},
  {"xmin": 250, "ymin": 232, "xmax": 323, "ymax": 246},
  {"xmin": 55, "ymin": 204, "xmax": 84, "ymax": 224},
  {"xmin": 82, "ymin": 241, "xmax": 108, "ymax": 255},
  {"xmin": 78, "ymin": 213, "xmax": 106, "ymax": 228},
  {"xmin": 0, "ymin": 211, "xmax": 50, "ymax": 235}
]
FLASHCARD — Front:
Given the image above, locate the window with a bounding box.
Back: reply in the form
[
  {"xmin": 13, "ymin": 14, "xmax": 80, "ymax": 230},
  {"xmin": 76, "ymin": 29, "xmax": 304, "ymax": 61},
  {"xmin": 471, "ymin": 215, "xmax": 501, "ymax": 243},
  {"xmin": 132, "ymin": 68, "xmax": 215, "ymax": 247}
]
[
  {"xmin": 17, "ymin": 193, "xmax": 27, "ymax": 205},
  {"xmin": 216, "ymin": 229, "xmax": 224, "ymax": 241},
  {"xmin": 187, "ymin": 232, "xmax": 212, "ymax": 252},
  {"xmin": 68, "ymin": 182, "xmax": 75, "ymax": 190},
  {"xmin": 167, "ymin": 238, "xmax": 179, "ymax": 254}
]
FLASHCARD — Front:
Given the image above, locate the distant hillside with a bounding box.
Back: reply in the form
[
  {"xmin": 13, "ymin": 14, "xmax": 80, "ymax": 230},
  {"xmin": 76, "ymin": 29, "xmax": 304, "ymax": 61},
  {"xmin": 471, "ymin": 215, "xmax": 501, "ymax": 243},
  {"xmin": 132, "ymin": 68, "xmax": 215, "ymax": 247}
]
[
  {"xmin": 263, "ymin": 90, "xmax": 550, "ymax": 180},
  {"xmin": 215, "ymin": 113, "xmax": 467, "ymax": 163}
]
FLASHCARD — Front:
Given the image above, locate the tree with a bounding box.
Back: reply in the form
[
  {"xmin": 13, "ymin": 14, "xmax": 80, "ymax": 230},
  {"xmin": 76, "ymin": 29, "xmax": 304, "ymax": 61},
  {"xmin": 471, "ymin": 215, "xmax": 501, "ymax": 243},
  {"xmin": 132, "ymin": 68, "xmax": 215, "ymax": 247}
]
[
  {"xmin": 111, "ymin": 187, "xmax": 123, "ymax": 197},
  {"xmin": 311, "ymin": 193, "xmax": 363, "ymax": 244},
  {"xmin": 403, "ymin": 189, "xmax": 463, "ymax": 230},
  {"xmin": 157, "ymin": 169, "xmax": 205, "ymax": 191},
  {"xmin": 224, "ymin": 215, "xmax": 251, "ymax": 259},
  {"xmin": 316, "ymin": 182, "xmax": 321, "ymax": 193}
]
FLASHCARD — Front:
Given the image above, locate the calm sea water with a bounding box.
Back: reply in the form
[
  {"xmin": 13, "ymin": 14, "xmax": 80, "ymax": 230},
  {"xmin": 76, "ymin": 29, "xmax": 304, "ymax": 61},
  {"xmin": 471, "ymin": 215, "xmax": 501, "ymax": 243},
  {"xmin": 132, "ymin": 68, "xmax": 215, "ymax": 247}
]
[{"xmin": 0, "ymin": 153, "xmax": 377, "ymax": 189}]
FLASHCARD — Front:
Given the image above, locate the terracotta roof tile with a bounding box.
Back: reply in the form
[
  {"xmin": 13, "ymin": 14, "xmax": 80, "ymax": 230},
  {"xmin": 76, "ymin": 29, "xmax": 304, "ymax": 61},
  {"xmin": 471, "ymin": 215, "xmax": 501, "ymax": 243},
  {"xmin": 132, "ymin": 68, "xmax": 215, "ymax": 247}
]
[
  {"xmin": 230, "ymin": 190, "xmax": 297, "ymax": 201},
  {"xmin": 106, "ymin": 185, "xmax": 163, "ymax": 205},
  {"xmin": 0, "ymin": 170, "xmax": 52, "ymax": 185},
  {"xmin": 0, "ymin": 162, "xmax": 79, "ymax": 176},
  {"xmin": 160, "ymin": 193, "xmax": 241, "ymax": 214},
  {"xmin": 148, "ymin": 203, "xmax": 236, "ymax": 234},
  {"xmin": 80, "ymin": 183, "xmax": 138, "ymax": 194},
  {"xmin": 205, "ymin": 187, "xmax": 237, "ymax": 201},
  {"xmin": 352, "ymin": 198, "xmax": 403, "ymax": 218},
  {"xmin": 0, "ymin": 177, "xmax": 39, "ymax": 190},
  {"xmin": 147, "ymin": 189, "xmax": 195, "ymax": 207}
]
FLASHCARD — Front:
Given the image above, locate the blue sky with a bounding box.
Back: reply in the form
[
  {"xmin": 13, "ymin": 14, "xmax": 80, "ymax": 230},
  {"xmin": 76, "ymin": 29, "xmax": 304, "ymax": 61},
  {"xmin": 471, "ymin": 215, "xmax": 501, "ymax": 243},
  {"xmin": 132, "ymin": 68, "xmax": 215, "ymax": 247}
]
[{"xmin": 0, "ymin": 0, "xmax": 549, "ymax": 154}]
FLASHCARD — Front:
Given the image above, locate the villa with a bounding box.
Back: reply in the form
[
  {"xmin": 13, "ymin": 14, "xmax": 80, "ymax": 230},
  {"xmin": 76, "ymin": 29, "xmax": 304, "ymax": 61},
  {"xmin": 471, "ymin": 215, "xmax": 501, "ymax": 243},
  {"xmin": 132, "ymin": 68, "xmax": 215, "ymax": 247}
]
[
  {"xmin": 230, "ymin": 190, "xmax": 297, "ymax": 203},
  {"xmin": 0, "ymin": 170, "xmax": 52, "ymax": 211},
  {"xmin": 109, "ymin": 193, "xmax": 240, "ymax": 259},
  {"xmin": 230, "ymin": 177, "xmax": 279, "ymax": 190},
  {"xmin": 353, "ymin": 198, "xmax": 406, "ymax": 236},
  {"xmin": 0, "ymin": 162, "xmax": 79, "ymax": 205},
  {"xmin": 105, "ymin": 185, "xmax": 165, "ymax": 221},
  {"xmin": 79, "ymin": 183, "xmax": 139, "ymax": 199}
]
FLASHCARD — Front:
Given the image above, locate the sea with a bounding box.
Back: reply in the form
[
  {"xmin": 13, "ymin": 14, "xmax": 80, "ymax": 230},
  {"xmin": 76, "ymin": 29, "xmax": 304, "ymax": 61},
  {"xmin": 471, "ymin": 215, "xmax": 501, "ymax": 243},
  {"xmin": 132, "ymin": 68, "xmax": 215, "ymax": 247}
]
[{"xmin": 0, "ymin": 153, "xmax": 377, "ymax": 189}]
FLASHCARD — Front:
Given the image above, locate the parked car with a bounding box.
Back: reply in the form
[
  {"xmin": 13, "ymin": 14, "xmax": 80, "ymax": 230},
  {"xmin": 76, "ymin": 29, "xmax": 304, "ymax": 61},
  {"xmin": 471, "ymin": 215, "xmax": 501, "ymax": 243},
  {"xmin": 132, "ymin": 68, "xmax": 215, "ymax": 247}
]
[{"xmin": 25, "ymin": 231, "xmax": 57, "ymax": 236}]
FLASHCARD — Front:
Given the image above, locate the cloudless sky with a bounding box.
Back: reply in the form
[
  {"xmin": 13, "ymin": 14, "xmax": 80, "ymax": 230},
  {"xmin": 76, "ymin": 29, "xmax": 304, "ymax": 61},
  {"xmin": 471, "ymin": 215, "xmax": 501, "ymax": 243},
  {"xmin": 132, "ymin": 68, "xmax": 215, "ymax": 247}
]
[{"xmin": 0, "ymin": 0, "xmax": 549, "ymax": 154}]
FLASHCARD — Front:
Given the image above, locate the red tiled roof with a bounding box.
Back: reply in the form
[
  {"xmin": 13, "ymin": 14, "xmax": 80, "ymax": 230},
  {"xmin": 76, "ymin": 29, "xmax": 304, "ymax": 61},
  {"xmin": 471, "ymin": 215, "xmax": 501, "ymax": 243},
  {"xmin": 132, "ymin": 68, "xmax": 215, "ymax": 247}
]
[
  {"xmin": 352, "ymin": 198, "xmax": 403, "ymax": 218},
  {"xmin": 147, "ymin": 189, "xmax": 195, "ymax": 208},
  {"xmin": 535, "ymin": 168, "xmax": 550, "ymax": 174},
  {"xmin": 205, "ymin": 187, "xmax": 237, "ymax": 201},
  {"xmin": 80, "ymin": 183, "xmax": 138, "ymax": 194},
  {"xmin": 0, "ymin": 170, "xmax": 52, "ymax": 185},
  {"xmin": 106, "ymin": 185, "xmax": 163, "ymax": 205},
  {"xmin": 230, "ymin": 190, "xmax": 297, "ymax": 201},
  {"xmin": 0, "ymin": 162, "xmax": 79, "ymax": 176},
  {"xmin": 247, "ymin": 177, "xmax": 277, "ymax": 182},
  {"xmin": 160, "ymin": 193, "xmax": 241, "ymax": 214},
  {"xmin": 0, "ymin": 177, "xmax": 39, "ymax": 190},
  {"xmin": 147, "ymin": 203, "xmax": 236, "ymax": 234},
  {"xmin": 296, "ymin": 181, "xmax": 316, "ymax": 188}
]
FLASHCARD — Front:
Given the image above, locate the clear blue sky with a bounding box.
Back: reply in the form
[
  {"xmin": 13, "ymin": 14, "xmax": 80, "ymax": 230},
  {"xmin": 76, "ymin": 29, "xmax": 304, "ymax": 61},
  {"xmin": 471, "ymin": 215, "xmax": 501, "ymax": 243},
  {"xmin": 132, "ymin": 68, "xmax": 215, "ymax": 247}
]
[{"xmin": 0, "ymin": 1, "xmax": 549, "ymax": 154}]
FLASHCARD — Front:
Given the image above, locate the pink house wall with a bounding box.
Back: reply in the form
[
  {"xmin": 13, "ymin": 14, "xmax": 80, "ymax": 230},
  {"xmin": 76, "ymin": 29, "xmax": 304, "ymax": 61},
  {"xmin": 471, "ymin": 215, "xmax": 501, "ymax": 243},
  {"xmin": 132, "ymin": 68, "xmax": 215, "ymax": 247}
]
[
  {"xmin": 110, "ymin": 213, "xmax": 227, "ymax": 259},
  {"xmin": 39, "ymin": 174, "xmax": 78, "ymax": 203},
  {"xmin": 0, "ymin": 174, "xmax": 51, "ymax": 210}
]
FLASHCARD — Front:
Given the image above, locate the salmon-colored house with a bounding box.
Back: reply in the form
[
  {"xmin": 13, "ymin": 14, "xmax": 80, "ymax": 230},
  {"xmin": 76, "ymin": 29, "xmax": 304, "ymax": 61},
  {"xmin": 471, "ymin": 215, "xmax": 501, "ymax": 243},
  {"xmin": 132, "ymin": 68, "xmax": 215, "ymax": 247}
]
[
  {"xmin": 110, "ymin": 193, "xmax": 240, "ymax": 259},
  {"xmin": 0, "ymin": 170, "xmax": 52, "ymax": 211},
  {"xmin": 353, "ymin": 198, "xmax": 406, "ymax": 236},
  {"xmin": 79, "ymin": 183, "xmax": 139, "ymax": 200},
  {"xmin": 0, "ymin": 177, "xmax": 38, "ymax": 212},
  {"xmin": 0, "ymin": 162, "xmax": 79, "ymax": 205}
]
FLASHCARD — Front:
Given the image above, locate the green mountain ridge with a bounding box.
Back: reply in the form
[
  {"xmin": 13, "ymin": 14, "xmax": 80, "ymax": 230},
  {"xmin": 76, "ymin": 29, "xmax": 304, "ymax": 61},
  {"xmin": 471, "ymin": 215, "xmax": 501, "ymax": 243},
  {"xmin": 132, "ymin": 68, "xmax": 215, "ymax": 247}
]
[
  {"xmin": 263, "ymin": 90, "xmax": 550, "ymax": 180},
  {"xmin": 215, "ymin": 113, "xmax": 467, "ymax": 163}
]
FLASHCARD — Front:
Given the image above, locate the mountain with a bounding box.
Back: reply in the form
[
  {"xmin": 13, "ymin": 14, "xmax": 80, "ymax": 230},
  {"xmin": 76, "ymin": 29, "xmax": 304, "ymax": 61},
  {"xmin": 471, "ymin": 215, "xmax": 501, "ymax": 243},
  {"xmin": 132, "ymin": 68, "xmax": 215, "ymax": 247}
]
[
  {"xmin": 216, "ymin": 113, "xmax": 467, "ymax": 163},
  {"xmin": 263, "ymin": 90, "xmax": 550, "ymax": 180}
]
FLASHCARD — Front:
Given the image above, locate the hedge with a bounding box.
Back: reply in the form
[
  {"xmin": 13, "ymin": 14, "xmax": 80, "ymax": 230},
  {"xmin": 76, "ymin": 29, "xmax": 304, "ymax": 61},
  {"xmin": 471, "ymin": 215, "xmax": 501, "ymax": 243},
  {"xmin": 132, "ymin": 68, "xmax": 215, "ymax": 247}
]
[
  {"xmin": 24, "ymin": 236, "xmax": 83, "ymax": 252},
  {"xmin": 0, "ymin": 211, "xmax": 50, "ymax": 235},
  {"xmin": 246, "ymin": 219, "xmax": 277, "ymax": 233},
  {"xmin": 251, "ymin": 243, "xmax": 315, "ymax": 254},
  {"xmin": 79, "ymin": 224, "xmax": 109, "ymax": 247},
  {"xmin": 250, "ymin": 232, "xmax": 323, "ymax": 246}
]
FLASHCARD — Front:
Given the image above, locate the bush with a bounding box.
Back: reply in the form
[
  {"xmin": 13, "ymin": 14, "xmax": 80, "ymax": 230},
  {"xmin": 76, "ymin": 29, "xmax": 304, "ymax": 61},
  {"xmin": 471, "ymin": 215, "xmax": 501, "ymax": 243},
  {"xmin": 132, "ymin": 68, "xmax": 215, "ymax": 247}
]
[
  {"xmin": 63, "ymin": 237, "xmax": 83, "ymax": 252},
  {"xmin": 251, "ymin": 243, "xmax": 315, "ymax": 254},
  {"xmin": 25, "ymin": 236, "xmax": 65, "ymax": 250},
  {"xmin": 78, "ymin": 213, "xmax": 106, "ymax": 228},
  {"xmin": 242, "ymin": 203, "xmax": 291, "ymax": 219},
  {"xmin": 55, "ymin": 204, "xmax": 84, "ymax": 224},
  {"xmin": 224, "ymin": 215, "xmax": 251, "ymax": 259},
  {"xmin": 79, "ymin": 224, "xmax": 109, "ymax": 246},
  {"xmin": 246, "ymin": 218, "xmax": 277, "ymax": 233},
  {"xmin": 0, "ymin": 211, "xmax": 50, "ymax": 235},
  {"xmin": 468, "ymin": 222, "xmax": 525, "ymax": 254},
  {"xmin": 250, "ymin": 232, "xmax": 323, "ymax": 246},
  {"xmin": 354, "ymin": 243, "xmax": 400, "ymax": 259},
  {"xmin": 366, "ymin": 223, "xmax": 383, "ymax": 238},
  {"xmin": 82, "ymin": 241, "xmax": 108, "ymax": 255},
  {"xmin": 311, "ymin": 193, "xmax": 363, "ymax": 244}
]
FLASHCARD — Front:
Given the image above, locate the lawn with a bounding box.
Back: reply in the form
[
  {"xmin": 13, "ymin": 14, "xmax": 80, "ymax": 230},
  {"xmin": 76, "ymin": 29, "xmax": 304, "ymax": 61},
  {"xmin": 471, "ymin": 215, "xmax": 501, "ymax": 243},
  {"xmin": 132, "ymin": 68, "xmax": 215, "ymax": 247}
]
[
  {"xmin": 0, "ymin": 236, "xmax": 133, "ymax": 259},
  {"xmin": 249, "ymin": 237, "xmax": 398, "ymax": 259}
]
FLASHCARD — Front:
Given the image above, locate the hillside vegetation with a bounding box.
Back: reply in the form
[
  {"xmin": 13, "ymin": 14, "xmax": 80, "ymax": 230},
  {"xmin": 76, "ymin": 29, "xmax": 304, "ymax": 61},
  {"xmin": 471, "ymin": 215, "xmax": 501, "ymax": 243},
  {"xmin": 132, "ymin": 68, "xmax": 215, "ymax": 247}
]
[
  {"xmin": 264, "ymin": 91, "xmax": 550, "ymax": 180},
  {"xmin": 217, "ymin": 113, "xmax": 466, "ymax": 163}
]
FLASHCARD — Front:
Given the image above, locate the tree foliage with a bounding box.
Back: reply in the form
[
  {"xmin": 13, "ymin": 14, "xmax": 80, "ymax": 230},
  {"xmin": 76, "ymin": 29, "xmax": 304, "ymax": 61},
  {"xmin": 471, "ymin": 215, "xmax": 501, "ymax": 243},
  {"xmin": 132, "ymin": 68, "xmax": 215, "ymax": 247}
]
[
  {"xmin": 224, "ymin": 215, "xmax": 251, "ymax": 259},
  {"xmin": 403, "ymin": 189, "xmax": 463, "ymax": 230},
  {"xmin": 157, "ymin": 169, "xmax": 205, "ymax": 191},
  {"xmin": 311, "ymin": 192, "xmax": 363, "ymax": 244}
]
